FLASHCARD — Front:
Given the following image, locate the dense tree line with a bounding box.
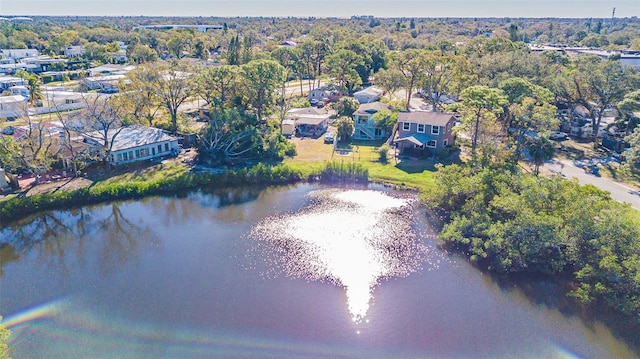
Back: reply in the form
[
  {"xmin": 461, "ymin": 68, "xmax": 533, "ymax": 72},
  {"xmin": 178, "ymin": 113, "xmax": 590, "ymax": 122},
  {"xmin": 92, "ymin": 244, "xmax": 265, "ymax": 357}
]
[{"xmin": 426, "ymin": 164, "xmax": 640, "ymax": 338}]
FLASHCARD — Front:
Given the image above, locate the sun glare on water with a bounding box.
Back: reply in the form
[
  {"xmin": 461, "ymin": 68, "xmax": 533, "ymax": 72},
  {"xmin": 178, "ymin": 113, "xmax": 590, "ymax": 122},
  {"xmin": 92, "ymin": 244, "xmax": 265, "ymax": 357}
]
[{"xmin": 250, "ymin": 189, "xmax": 426, "ymax": 322}]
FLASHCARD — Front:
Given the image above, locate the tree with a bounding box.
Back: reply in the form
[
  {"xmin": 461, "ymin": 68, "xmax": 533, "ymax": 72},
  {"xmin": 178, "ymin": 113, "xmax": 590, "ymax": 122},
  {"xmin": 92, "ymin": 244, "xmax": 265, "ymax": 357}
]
[
  {"xmin": 374, "ymin": 68, "xmax": 405, "ymax": 100},
  {"xmin": 623, "ymin": 127, "xmax": 640, "ymax": 175},
  {"xmin": 421, "ymin": 52, "xmax": 466, "ymax": 112},
  {"xmin": 526, "ymin": 136, "xmax": 555, "ymax": 175},
  {"xmin": 167, "ymin": 35, "xmax": 186, "ymax": 59},
  {"xmin": 616, "ymin": 90, "xmax": 640, "ymax": 135},
  {"xmin": 15, "ymin": 70, "xmax": 42, "ymax": 106},
  {"xmin": 119, "ymin": 65, "xmax": 162, "ymax": 127},
  {"xmin": 335, "ymin": 116, "xmax": 354, "ymax": 142},
  {"xmin": 573, "ymin": 58, "xmax": 630, "ymax": 147},
  {"xmin": 0, "ymin": 106, "xmax": 59, "ymax": 175},
  {"xmin": 199, "ymin": 108, "xmax": 260, "ymax": 165},
  {"xmin": 326, "ymin": 49, "xmax": 364, "ymax": 93},
  {"xmin": 64, "ymin": 94, "xmax": 128, "ymax": 171},
  {"xmin": 240, "ymin": 59, "xmax": 285, "ymax": 121},
  {"xmin": 194, "ymin": 65, "xmax": 239, "ymax": 109},
  {"xmin": 129, "ymin": 44, "xmax": 158, "ymax": 64},
  {"xmin": 334, "ymin": 97, "xmax": 360, "ymax": 118},
  {"xmin": 388, "ymin": 49, "xmax": 427, "ymax": 111},
  {"xmin": 271, "ymin": 47, "xmax": 302, "ymax": 98},
  {"xmin": 371, "ymin": 109, "xmax": 398, "ymax": 135},
  {"xmin": 152, "ymin": 60, "xmax": 194, "ymax": 134},
  {"xmin": 455, "ymin": 85, "xmax": 508, "ymax": 156},
  {"xmin": 0, "ymin": 316, "xmax": 9, "ymax": 359},
  {"xmin": 499, "ymin": 77, "xmax": 557, "ymax": 160}
]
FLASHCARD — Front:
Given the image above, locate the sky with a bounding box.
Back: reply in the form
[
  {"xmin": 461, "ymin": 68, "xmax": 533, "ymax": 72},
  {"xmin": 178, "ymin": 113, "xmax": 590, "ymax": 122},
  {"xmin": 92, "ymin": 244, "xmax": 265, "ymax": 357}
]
[{"xmin": 0, "ymin": 0, "xmax": 638, "ymax": 19}]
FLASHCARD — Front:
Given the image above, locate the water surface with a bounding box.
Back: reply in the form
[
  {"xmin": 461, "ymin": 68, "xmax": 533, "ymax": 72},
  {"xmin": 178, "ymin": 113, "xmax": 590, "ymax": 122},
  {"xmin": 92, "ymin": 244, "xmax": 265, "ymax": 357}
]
[{"xmin": 0, "ymin": 184, "xmax": 637, "ymax": 358}]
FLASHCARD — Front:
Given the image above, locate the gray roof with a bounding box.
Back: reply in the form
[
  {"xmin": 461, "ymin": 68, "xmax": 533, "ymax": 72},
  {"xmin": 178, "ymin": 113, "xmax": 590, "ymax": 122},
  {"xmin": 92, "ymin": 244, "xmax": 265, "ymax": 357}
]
[
  {"xmin": 398, "ymin": 111, "xmax": 455, "ymax": 126},
  {"xmin": 354, "ymin": 102, "xmax": 392, "ymax": 116},
  {"xmin": 85, "ymin": 125, "xmax": 177, "ymax": 152}
]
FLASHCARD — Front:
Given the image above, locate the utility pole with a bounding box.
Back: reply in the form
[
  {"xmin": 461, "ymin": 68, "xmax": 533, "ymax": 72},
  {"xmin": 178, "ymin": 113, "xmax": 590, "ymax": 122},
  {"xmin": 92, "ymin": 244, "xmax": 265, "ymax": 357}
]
[{"xmin": 611, "ymin": 7, "xmax": 616, "ymax": 27}]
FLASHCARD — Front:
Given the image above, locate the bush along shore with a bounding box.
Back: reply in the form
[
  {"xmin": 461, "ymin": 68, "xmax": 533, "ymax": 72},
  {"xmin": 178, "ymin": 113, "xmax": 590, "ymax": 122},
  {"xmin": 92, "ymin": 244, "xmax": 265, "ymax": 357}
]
[
  {"xmin": 424, "ymin": 163, "xmax": 640, "ymax": 349},
  {"xmin": 0, "ymin": 161, "xmax": 374, "ymax": 224},
  {"xmin": 0, "ymin": 163, "xmax": 303, "ymax": 224}
]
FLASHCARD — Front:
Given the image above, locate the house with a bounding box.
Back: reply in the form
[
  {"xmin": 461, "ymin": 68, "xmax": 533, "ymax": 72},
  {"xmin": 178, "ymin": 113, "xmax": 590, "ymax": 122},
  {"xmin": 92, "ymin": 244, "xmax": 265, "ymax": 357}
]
[
  {"xmin": 83, "ymin": 125, "xmax": 180, "ymax": 165},
  {"xmin": 285, "ymin": 107, "xmax": 330, "ymax": 137},
  {"xmin": 81, "ymin": 74, "xmax": 125, "ymax": 91},
  {"xmin": 87, "ymin": 64, "xmax": 136, "ymax": 77},
  {"xmin": 64, "ymin": 46, "xmax": 86, "ymax": 58},
  {"xmin": 393, "ymin": 111, "xmax": 456, "ymax": 156},
  {"xmin": 0, "ymin": 49, "xmax": 39, "ymax": 62},
  {"xmin": 0, "ymin": 95, "xmax": 28, "ymax": 111},
  {"xmin": 308, "ymin": 87, "xmax": 342, "ymax": 103},
  {"xmin": 308, "ymin": 88, "xmax": 330, "ymax": 103},
  {"xmin": 352, "ymin": 102, "xmax": 393, "ymax": 141},
  {"xmin": 9, "ymin": 85, "xmax": 29, "ymax": 99},
  {"xmin": 0, "ymin": 76, "xmax": 25, "ymax": 90},
  {"xmin": 353, "ymin": 86, "xmax": 384, "ymax": 104}
]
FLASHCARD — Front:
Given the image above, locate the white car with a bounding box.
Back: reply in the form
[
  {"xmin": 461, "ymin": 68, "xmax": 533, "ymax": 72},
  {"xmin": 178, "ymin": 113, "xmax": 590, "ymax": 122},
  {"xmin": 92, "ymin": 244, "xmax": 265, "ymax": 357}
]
[
  {"xmin": 549, "ymin": 131, "xmax": 569, "ymax": 140},
  {"xmin": 324, "ymin": 132, "xmax": 335, "ymax": 144}
]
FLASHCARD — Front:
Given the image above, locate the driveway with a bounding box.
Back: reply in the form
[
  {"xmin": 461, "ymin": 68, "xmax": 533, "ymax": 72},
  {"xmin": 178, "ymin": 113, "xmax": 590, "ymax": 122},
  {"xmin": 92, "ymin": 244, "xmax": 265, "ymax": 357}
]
[{"xmin": 544, "ymin": 158, "xmax": 640, "ymax": 210}]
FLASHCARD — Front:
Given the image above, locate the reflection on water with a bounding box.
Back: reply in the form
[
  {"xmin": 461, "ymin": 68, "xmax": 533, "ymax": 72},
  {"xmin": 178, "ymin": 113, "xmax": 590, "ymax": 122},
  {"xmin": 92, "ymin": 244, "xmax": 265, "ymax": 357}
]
[
  {"xmin": 0, "ymin": 202, "xmax": 159, "ymax": 277},
  {"xmin": 250, "ymin": 189, "xmax": 427, "ymax": 322}
]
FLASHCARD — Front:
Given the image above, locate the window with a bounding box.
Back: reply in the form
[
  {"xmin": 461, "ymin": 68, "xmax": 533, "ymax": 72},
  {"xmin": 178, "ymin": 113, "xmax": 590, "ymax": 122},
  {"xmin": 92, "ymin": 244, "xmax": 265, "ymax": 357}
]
[
  {"xmin": 417, "ymin": 124, "xmax": 425, "ymax": 133},
  {"xmin": 375, "ymin": 128, "xmax": 382, "ymax": 137},
  {"xmin": 403, "ymin": 122, "xmax": 410, "ymax": 131},
  {"xmin": 414, "ymin": 144, "xmax": 424, "ymax": 149},
  {"xmin": 152, "ymin": 147, "xmax": 156, "ymax": 155},
  {"xmin": 358, "ymin": 116, "xmax": 368, "ymax": 124},
  {"xmin": 129, "ymin": 151, "xmax": 133, "ymax": 160},
  {"xmin": 444, "ymin": 139, "xmax": 449, "ymax": 147},
  {"xmin": 165, "ymin": 143, "xmax": 169, "ymax": 152},
  {"xmin": 427, "ymin": 140, "xmax": 437, "ymax": 148},
  {"xmin": 432, "ymin": 126, "xmax": 440, "ymax": 135},
  {"xmin": 117, "ymin": 153, "xmax": 123, "ymax": 162},
  {"xmin": 158, "ymin": 144, "xmax": 162, "ymax": 153},
  {"xmin": 135, "ymin": 149, "xmax": 140, "ymax": 158},
  {"xmin": 123, "ymin": 152, "xmax": 128, "ymax": 161}
]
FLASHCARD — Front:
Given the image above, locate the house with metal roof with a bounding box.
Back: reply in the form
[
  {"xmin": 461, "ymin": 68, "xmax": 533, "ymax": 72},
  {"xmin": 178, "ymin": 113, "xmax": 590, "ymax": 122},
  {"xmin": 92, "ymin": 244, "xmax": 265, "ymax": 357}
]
[{"xmin": 83, "ymin": 125, "xmax": 180, "ymax": 165}]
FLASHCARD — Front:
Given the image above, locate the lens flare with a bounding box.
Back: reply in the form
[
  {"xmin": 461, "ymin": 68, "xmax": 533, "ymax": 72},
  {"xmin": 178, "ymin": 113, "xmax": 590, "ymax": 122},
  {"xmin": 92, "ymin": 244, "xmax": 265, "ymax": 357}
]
[{"xmin": 249, "ymin": 189, "xmax": 426, "ymax": 322}]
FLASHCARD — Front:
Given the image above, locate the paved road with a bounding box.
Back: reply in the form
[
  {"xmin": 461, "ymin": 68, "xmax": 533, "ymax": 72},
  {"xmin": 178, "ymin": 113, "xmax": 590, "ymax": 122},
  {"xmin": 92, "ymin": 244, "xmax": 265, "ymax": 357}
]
[{"xmin": 544, "ymin": 158, "xmax": 640, "ymax": 209}]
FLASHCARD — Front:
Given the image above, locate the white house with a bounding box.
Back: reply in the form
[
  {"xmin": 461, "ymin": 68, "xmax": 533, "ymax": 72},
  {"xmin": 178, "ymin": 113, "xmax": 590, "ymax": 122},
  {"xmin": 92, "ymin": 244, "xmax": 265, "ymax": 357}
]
[
  {"xmin": 0, "ymin": 49, "xmax": 39, "ymax": 62},
  {"xmin": 84, "ymin": 125, "xmax": 180, "ymax": 165},
  {"xmin": 64, "ymin": 46, "xmax": 86, "ymax": 58},
  {"xmin": 0, "ymin": 76, "xmax": 25, "ymax": 90},
  {"xmin": 0, "ymin": 95, "xmax": 27, "ymax": 110},
  {"xmin": 353, "ymin": 86, "xmax": 384, "ymax": 104},
  {"xmin": 9, "ymin": 85, "xmax": 29, "ymax": 99}
]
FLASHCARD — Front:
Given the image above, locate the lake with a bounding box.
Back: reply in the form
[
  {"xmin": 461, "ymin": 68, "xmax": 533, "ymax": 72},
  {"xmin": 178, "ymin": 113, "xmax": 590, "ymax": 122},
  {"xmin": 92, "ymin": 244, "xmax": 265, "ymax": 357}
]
[{"xmin": 0, "ymin": 184, "xmax": 637, "ymax": 358}]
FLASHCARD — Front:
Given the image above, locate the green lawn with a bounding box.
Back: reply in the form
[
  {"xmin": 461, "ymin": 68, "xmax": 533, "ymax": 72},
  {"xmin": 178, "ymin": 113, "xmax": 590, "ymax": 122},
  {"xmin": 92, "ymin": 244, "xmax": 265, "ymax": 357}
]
[
  {"xmin": 284, "ymin": 137, "xmax": 438, "ymax": 191},
  {"xmin": 100, "ymin": 161, "xmax": 190, "ymax": 185}
]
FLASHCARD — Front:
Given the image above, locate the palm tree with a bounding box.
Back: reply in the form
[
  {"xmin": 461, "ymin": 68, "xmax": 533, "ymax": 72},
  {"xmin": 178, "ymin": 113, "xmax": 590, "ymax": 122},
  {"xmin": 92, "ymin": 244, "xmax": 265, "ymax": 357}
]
[
  {"xmin": 526, "ymin": 136, "xmax": 555, "ymax": 176},
  {"xmin": 15, "ymin": 70, "xmax": 43, "ymax": 106}
]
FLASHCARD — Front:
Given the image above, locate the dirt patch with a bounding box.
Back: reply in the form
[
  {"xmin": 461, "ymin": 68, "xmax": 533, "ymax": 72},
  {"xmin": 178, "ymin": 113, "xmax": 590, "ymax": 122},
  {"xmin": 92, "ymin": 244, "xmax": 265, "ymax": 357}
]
[{"xmin": 21, "ymin": 177, "xmax": 95, "ymax": 196}]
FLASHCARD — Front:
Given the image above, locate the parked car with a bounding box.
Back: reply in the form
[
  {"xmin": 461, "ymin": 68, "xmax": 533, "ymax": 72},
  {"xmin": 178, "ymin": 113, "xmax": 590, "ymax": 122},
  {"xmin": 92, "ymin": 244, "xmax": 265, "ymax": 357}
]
[
  {"xmin": 324, "ymin": 132, "xmax": 335, "ymax": 144},
  {"xmin": 1, "ymin": 126, "xmax": 15, "ymax": 135},
  {"xmin": 549, "ymin": 131, "xmax": 569, "ymax": 140}
]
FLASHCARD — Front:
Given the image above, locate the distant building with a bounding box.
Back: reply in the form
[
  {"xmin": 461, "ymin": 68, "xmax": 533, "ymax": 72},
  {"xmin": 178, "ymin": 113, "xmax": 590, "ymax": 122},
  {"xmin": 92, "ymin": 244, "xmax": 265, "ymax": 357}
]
[
  {"xmin": 132, "ymin": 24, "xmax": 222, "ymax": 33},
  {"xmin": 64, "ymin": 46, "xmax": 86, "ymax": 58},
  {"xmin": 0, "ymin": 48, "xmax": 38, "ymax": 62}
]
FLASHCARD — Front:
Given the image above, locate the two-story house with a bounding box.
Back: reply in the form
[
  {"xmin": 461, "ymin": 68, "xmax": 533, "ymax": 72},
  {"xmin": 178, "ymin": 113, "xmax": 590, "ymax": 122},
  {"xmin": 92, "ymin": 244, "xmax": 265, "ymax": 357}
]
[
  {"xmin": 353, "ymin": 102, "xmax": 393, "ymax": 141},
  {"xmin": 394, "ymin": 111, "xmax": 455, "ymax": 156}
]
